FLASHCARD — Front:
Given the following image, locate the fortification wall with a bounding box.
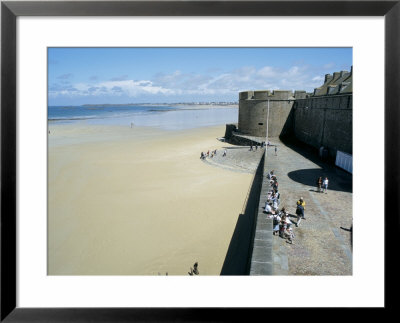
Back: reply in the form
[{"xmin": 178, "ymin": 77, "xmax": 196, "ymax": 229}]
[
  {"xmin": 236, "ymin": 84, "xmax": 352, "ymax": 158},
  {"xmin": 293, "ymin": 94, "xmax": 352, "ymax": 157},
  {"xmin": 238, "ymin": 90, "xmax": 294, "ymax": 138}
]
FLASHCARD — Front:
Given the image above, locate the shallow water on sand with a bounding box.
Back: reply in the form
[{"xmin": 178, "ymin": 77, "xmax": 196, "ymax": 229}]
[{"xmin": 49, "ymin": 105, "xmax": 238, "ymax": 130}]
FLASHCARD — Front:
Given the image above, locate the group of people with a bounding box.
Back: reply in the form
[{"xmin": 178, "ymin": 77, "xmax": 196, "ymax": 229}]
[
  {"xmin": 316, "ymin": 176, "xmax": 329, "ymax": 193},
  {"xmin": 264, "ymin": 170, "xmax": 308, "ymax": 244},
  {"xmin": 249, "ymin": 144, "xmax": 259, "ymax": 151},
  {"xmin": 200, "ymin": 149, "xmax": 217, "ymax": 159},
  {"xmin": 249, "ymin": 141, "xmax": 268, "ymax": 152},
  {"xmin": 200, "ymin": 149, "xmax": 227, "ymax": 160},
  {"xmin": 264, "ymin": 170, "xmax": 294, "ymax": 243}
]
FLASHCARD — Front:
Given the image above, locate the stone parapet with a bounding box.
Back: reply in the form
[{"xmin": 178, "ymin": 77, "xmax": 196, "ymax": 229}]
[{"xmin": 249, "ymin": 150, "xmax": 273, "ymax": 275}]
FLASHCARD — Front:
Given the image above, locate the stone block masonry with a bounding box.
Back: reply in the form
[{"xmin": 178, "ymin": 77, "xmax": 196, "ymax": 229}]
[
  {"xmin": 293, "ymin": 94, "xmax": 352, "ymax": 157},
  {"xmin": 238, "ymin": 90, "xmax": 294, "ymax": 138},
  {"xmin": 235, "ymin": 67, "xmax": 353, "ymax": 160}
]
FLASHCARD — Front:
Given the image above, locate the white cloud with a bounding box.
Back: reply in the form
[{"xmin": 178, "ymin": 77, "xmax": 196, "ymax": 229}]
[
  {"xmin": 50, "ymin": 79, "xmax": 174, "ymax": 98},
  {"xmin": 49, "ymin": 64, "xmax": 333, "ymax": 100}
]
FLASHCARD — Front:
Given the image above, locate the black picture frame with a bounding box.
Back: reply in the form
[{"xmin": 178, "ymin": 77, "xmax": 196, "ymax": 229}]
[{"xmin": 1, "ymin": 0, "xmax": 397, "ymax": 321}]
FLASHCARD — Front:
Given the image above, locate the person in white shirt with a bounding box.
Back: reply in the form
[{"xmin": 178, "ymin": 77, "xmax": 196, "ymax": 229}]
[
  {"xmin": 273, "ymin": 213, "xmax": 281, "ymax": 235},
  {"xmin": 322, "ymin": 177, "xmax": 329, "ymax": 193},
  {"xmin": 264, "ymin": 202, "xmax": 272, "ymax": 214}
]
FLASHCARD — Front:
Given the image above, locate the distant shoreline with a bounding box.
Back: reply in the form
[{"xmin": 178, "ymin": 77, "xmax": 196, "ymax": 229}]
[
  {"xmin": 80, "ymin": 103, "xmax": 238, "ymax": 108},
  {"xmin": 48, "ymin": 104, "xmax": 238, "ymax": 129}
]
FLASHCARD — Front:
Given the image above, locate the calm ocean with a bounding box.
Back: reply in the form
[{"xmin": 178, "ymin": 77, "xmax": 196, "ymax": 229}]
[{"xmin": 48, "ymin": 105, "xmax": 238, "ymax": 130}]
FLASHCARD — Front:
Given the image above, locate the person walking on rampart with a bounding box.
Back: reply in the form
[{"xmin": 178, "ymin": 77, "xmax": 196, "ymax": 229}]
[
  {"xmin": 322, "ymin": 177, "xmax": 329, "ymax": 193},
  {"xmin": 295, "ymin": 197, "xmax": 306, "ymax": 227},
  {"xmin": 317, "ymin": 176, "xmax": 322, "ymax": 193}
]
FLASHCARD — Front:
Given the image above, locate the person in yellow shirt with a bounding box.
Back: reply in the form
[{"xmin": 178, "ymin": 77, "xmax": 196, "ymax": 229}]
[
  {"xmin": 295, "ymin": 197, "xmax": 306, "ymax": 227},
  {"xmin": 297, "ymin": 197, "xmax": 305, "ymax": 208}
]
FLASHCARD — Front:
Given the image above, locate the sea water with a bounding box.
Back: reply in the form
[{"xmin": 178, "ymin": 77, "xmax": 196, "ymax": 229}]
[{"xmin": 48, "ymin": 105, "xmax": 238, "ymax": 130}]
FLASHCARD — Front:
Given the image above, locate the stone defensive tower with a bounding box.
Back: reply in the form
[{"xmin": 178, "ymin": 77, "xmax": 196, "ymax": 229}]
[
  {"xmin": 238, "ymin": 90, "xmax": 302, "ymax": 138},
  {"xmin": 229, "ymin": 66, "xmax": 353, "ymax": 158}
]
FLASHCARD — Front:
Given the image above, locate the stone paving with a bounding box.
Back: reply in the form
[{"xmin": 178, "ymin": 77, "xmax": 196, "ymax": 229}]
[
  {"xmin": 263, "ymin": 138, "xmax": 352, "ymax": 275},
  {"xmin": 202, "ymin": 138, "xmax": 353, "ymax": 276}
]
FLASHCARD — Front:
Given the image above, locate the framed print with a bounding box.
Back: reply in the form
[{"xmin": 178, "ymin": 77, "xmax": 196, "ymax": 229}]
[{"xmin": 1, "ymin": 0, "xmax": 398, "ymax": 321}]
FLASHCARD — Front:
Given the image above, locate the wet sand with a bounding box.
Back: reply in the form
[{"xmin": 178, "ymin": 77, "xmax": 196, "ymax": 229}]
[{"xmin": 48, "ymin": 124, "xmax": 253, "ymax": 275}]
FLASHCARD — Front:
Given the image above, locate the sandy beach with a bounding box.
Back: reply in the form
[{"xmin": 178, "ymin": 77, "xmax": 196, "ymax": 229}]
[{"xmin": 48, "ymin": 123, "xmax": 253, "ymax": 275}]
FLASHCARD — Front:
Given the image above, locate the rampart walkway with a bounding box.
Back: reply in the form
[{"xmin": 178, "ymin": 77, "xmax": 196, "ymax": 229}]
[
  {"xmin": 259, "ymin": 138, "xmax": 353, "ymax": 275},
  {"xmin": 203, "ymin": 138, "xmax": 352, "ymax": 275}
]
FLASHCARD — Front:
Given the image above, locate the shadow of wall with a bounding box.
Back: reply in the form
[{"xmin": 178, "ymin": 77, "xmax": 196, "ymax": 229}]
[{"xmin": 279, "ymin": 105, "xmax": 295, "ymax": 139}]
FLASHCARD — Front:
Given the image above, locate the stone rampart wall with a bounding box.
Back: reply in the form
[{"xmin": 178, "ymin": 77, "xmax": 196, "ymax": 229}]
[
  {"xmin": 236, "ymin": 90, "xmax": 352, "ymax": 158},
  {"xmin": 293, "ymin": 94, "xmax": 352, "ymax": 157}
]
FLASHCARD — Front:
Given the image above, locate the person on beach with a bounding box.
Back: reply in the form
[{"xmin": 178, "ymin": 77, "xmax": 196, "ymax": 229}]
[
  {"xmin": 249, "ymin": 144, "xmax": 253, "ymax": 151},
  {"xmin": 274, "ymin": 145, "xmax": 278, "ymax": 156},
  {"xmin": 317, "ymin": 176, "xmax": 322, "ymax": 192},
  {"xmin": 223, "ymin": 149, "xmax": 227, "ymax": 157},
  {"xmin": 322, "ymin": 177, "xmax": 329, "ymax": 193},
  {"xmin": 188, "ymin": 262, "xmax": 199, "ymax": 275}
]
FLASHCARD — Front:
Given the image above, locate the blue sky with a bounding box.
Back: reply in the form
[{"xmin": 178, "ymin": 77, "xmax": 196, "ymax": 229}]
[{"xmin": 48, "ymin": 48, "xmax": 352, "ymax": 106}]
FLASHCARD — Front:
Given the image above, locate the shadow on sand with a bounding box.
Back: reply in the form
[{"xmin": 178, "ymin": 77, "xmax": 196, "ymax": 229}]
[{"xmin": 220, "ymin": 155, "xmax": 264, "ymax": 275}]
